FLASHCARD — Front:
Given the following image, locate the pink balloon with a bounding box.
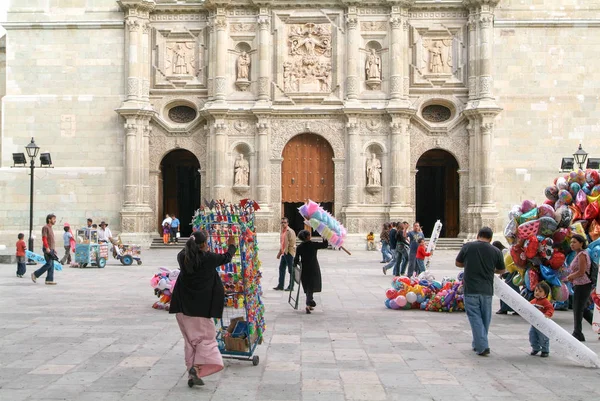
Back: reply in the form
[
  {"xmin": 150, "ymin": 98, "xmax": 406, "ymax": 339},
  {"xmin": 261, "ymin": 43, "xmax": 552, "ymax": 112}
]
[{"xmin": 395, "ymin": 295, "xmax": 407, "ymax": 307}]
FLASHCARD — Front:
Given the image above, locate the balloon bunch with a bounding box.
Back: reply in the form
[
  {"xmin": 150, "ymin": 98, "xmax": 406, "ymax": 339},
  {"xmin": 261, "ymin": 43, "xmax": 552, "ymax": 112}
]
[
  {"xmin": 192, "ymin": 200, "xmax": 266, "ymax": 343},
  {"xmin": 150, "ymin": 267, "xmax": 180, "ymax": 311},
  {"xmin": 384, "ymin": 273, "xmax": 465, "ymax": 312},
  {"xmin": 298, "ymin": 199, "xmax": 348, "ymax": 251},
  {"xmin": 503, "ymin": 169, "xmax": 600, "ymax": 303}
]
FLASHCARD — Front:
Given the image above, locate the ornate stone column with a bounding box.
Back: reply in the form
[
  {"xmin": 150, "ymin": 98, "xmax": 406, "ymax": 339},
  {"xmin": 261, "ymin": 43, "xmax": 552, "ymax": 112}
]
[
  {"xmin": 388, "ymin": 1, "xmax": 414, "ymax": 103},
  {"xmin": 463, "ymin": 0, "xmax": 502, "ymax": 234},
  {"xmin": 345, "ymin": 116, "xmax": 360, "ymax": 204},
  {"xmin": 388, "ymin": 113, "xmax": 414, "ymax": 220},
  {"xmin": 257, "ymin": 12, "xmax": 271, "ymax": 102},
  {"xmin": 117, "ymin": 0, "xmax": 155, "ymax": 245},
  {"xmin": 345, "ymin": 7, "xmax": 360, "ymax": 101},
  {"xmin": 212, "ymin": 119, "xmax": 228, "ymax": 199},
  {"xmin": 255, "ymin": 117, "xmax": 270, "ymax": 205},
  {"xmin": 214, "ymin": 11, "xmax": 228, "ymax": 102}
]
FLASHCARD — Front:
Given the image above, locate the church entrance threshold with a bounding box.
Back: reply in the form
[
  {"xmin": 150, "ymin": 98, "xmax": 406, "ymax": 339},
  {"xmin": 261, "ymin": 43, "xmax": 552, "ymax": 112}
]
[
  {"xmin": 416, "ymin": 149, "xmax": 459, "ymax": 238},
  {"xmin": 159, "ymin": 149, "xmax": 201, "ymax": 237}
]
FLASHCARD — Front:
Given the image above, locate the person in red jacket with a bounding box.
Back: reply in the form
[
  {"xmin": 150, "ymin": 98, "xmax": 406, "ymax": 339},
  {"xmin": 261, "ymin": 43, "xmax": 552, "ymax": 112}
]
[
  {"xmin": 529, "ymin": 282, "xmax": 554, "ymax": 357},
  {"xmin": 415, "ymin": 238, "xmax": 432, "ymax": 276}
]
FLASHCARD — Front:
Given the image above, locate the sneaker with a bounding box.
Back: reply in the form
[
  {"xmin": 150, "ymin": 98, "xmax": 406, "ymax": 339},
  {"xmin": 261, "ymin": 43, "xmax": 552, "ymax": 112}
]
[
  {"xmin": 540, "ymin": 352, "xmax": 549, "ymax": 358},
  {"xmin": 45, "ymin": 281, "xmax": 57, "ymax": 285},
  {"xmin": 495, "ymin": 310, "xmax": 508, "ymax": 315},
  {"xmin": 31, "ymin": 273, "xmax": 37, "ymax": 283},
  {"xmin": 530, "ymin": 350, "xmax": 539, "ymax": 356},
  {"xmin": 477, "ymin": 348, "xmax": 490, "ymax": 356}
]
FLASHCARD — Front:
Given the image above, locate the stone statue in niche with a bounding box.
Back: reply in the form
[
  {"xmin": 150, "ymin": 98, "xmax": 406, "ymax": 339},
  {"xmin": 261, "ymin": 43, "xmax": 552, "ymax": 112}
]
[
  {"xmin": 285, "ymin": 23, "xmax": 332, "ymax": 93},
  {"xmin": 366, "ymin": 153, "xmax": 382, "ymax": 186},
  {"xmin": 237, "ymin": 51, "xmax": 250, "ymax": 80},
  {"xmin": 423, "ymin": 39, "xmax": 452, "ymax": 74},
  {"xmin": 365, "ymin": 49, "xmax": 381, "ymax": 80},
  {"xmin": 234, "ymin": 154, "xmax": 250, "ymax": 186},
  {"xmin": 173, "ymin": 44, "xmax": 189, "ymax": 75}
]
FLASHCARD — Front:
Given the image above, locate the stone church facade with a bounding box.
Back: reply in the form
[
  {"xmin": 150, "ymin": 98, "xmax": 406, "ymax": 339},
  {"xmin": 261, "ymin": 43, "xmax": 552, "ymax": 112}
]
[{"xmin": 1, "ymin": 0, "xmax": 599, "ymax": 247}]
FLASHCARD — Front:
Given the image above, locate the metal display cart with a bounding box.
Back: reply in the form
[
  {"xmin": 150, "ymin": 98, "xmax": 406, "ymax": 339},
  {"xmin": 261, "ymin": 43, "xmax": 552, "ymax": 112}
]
[
  {"xmin": 288, "ymin": 262, "xmax": 302, "ymax": 310},
  {"xmin": 74, "ymin": 229, "xmax": 108, "ymax": 268},
  {"xmin": 192, "ymin": 200, "xmax": 265, "ymax": 366}
]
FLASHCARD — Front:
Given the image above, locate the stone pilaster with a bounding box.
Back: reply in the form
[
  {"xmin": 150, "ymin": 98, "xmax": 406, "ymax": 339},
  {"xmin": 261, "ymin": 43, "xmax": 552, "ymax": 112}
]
[
  {"xmin": 388, "ymin": 113, "xmax": 414, "ymax": 221},
  {"xmin": 345, "ymin": 8, "xmax": 360, "ymax": 101},
  {"xmin": 388, "ymin": 1, "xmax": 414, "ymax": 105},
  {"xmin": 257, "ymin": 12, "xmax": 271, "ymax": 102},
  {"xmin": 345, "ymin": 116, "xmax": 360, "ymax": 204},
  {"xmin": 213, "ymin": 11, "xmax": 228, "ymax": 102},
  {"xmin": 117, "ymin": 0, "xmax": 155, "ymax": 245},
  {"xmin": 212, "ymin": 118, "xmax": 228, "ymax": 200},
  {"xmin": 255, "ymin": 117, "xmax": 271, "ymax": 206},
  {"xmin": 463, "ymin": 0, "xmax": 502, "ymax": 235}
]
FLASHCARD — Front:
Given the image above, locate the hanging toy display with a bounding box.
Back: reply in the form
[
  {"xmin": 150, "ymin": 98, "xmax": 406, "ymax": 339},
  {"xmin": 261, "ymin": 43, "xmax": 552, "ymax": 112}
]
[
  {"xmin": 191, "ymin": 199, "xmax": 264, "ymax": 366},
  {"xmin": 298, "ymin": 199, "xmax": 351, "ymax": 255}
]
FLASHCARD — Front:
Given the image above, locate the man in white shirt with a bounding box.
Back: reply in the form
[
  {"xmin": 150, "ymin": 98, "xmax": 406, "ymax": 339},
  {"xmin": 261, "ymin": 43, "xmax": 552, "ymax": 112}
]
[{"xmin": 98, "ymin": 221, "xmax": 113, "ymax": 243}]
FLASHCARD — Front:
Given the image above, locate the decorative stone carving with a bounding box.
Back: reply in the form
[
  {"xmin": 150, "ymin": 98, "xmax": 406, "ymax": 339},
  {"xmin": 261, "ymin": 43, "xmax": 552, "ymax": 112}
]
[
  {"xmin": 235, "ymin": 51, "xmax": 251, "ymax": 91},
  {"xmin": 424, "ymin": 39, "xmax": 452, "ymax": 74},
  {"xmin": 269, "ymin": 119, "xmax": 344, "ymax": 159},
  {"xmin": 366, "ymin": 153, "xmax": 382, "ymax": 187},
  {"xmin": 166, "ymin": 42, "xmax": 195, "ymax": 76},
  {"xmin": 365, "ymin": 49, "xmax": 382, "ymax": 90},
  {"xmin": 168, "ymin": 106, "xmax": 197, "ymax": 124},
  {"xmin": 361, "ymin": 21, "xmax": 387, "ymax": 31},
  {"xmin": 233, "ymin": 153, "xmax": 250, "ymax": 186},
  {"xmin": 285, "ymin": 23, "xmax": 332, "ymax": 93},
  {"xmin": 231, "ymin": 23, "xmax": 256, "ymax": 33}
]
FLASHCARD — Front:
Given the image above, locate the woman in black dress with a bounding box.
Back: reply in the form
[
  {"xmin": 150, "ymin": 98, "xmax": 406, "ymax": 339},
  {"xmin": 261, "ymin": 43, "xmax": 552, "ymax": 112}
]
[
  {"xmin": 169, "ymin": 230, "xmax": 236, "ymax": 387},
  {"xmin": 294, "ymin": 230, "xmax": 328, "ymax": 314}
]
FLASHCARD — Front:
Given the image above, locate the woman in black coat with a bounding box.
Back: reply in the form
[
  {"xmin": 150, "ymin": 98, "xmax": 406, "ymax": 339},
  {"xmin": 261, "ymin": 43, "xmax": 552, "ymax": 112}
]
[
  {"xmin": 294, "ymin": 230, "xmax": 328, "ymax": 314},
  {"xmin": 169, "ymin": 231, "xmax": 236, "ymax": 387}
]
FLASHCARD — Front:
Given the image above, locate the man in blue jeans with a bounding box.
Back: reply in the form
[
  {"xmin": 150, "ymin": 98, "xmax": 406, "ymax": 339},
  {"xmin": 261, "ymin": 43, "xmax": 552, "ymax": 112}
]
[
  {"xmin": 455, "ymin": 227, "xmax": 505, "ymax": 356},
  {"xmin": 274, "ymin": 217, "xmax": 296, "ymax": 291},
  {"xmin": 170, "ymin": 214, "xmax": 180, "ymax": 243}
]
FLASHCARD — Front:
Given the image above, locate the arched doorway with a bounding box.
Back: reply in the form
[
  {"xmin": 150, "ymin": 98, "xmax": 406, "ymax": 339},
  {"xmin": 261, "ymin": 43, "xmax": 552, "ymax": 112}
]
[
  {"xmin": 281, "ymin": 133, "xmax": 334, "ymax": 234},
  {"xmin": 416, "ymin": 149, "xmax": 459, "ymax": 238},
  {"xmin": 159, "ymin": 149, "xmax": 201, "ymax": 237}
]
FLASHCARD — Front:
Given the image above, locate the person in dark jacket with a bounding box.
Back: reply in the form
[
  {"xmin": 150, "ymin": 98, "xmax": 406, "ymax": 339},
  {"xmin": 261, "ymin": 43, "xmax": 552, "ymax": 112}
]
[
  {"xmin": 169, "ymin": 231, "xmax": 236, "ymax": 387},
  {"xmin": 294, "ymin": 230, "xmax": 328, "ymax": 314}
]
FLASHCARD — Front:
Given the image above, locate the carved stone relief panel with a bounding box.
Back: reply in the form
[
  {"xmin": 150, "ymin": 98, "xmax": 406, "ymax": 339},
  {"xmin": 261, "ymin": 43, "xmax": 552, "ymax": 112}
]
[
  {"xmin": 153, "ymin": 28, "xmax": 205, "ymax": 89},
  {"xmin": 409, "ymin": 20, "xmax": 468, "ymax": 89},
  {"xmin": 284, "ymin": 23, "xmax": 332, "ymax": 93},
  {"xmin": 269, "ymin": 118, "xmax": 345, "ymax": 159}
]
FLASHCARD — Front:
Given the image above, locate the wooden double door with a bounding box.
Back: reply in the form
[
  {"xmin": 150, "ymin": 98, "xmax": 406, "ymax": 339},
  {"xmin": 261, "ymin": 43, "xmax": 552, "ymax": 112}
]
[{"xmin": 281, "ymin": 133, "xmax": 334, "ymax": 233}]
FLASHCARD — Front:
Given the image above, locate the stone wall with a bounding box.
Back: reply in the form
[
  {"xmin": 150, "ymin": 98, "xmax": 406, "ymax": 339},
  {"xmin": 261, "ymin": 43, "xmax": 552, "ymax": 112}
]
[{"xmin": 493, "ymin": 0, "xmax": 600, "ymax": 231}]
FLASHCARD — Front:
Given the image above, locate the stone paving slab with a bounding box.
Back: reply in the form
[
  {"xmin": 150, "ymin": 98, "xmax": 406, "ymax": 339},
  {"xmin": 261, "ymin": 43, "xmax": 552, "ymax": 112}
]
[{"xmin": 0, "ymin": 248, "xmax": 599, "ymax": 401}]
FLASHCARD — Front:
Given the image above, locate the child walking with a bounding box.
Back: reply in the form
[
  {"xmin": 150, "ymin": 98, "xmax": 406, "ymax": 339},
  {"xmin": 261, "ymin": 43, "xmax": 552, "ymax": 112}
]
[
  {"xmin": 163, "ymin": 222, "xmax": 171, "ymax": 244},
  {"xmin": 366, "ymin": 232, "xmax": 375, "ymax": 251},
  {"xmin": 60, "ymin": 224, "xmax": 74, "ymax": 265},
  {"xmin": 415, "ymin": 238, "xmax": 432, "ymax": 275},
  {"xmin": 16, "ymin": 233, "xmax": 27, "ymax": 277},
  {"xmin": 294, "ymin": 230, "xmax": 328, "ymax": 314},
  {"xmin": 529, "ymin": 282, "xmax": 554, "ymax": 357}
]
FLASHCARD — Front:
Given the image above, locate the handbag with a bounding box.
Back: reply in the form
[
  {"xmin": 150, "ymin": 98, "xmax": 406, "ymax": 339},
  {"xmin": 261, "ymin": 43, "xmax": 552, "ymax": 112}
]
[{"xmin": 176, "ymin": 232, "xmax": 180, "ymax": 238}]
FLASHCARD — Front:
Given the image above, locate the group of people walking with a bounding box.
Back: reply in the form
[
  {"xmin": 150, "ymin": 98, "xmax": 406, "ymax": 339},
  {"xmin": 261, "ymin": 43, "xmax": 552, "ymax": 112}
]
[{"xmin": 378, "ymin": 221, "xmax": 431, "ymax": 278}]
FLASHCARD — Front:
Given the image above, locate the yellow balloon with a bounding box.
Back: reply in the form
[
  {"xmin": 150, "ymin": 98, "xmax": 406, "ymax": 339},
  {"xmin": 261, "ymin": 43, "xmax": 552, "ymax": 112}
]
[
  {"xmin": 587, "ymin": 195, "xmax": 600, "ymax": 204},
  {"xmin": 504, "ymin": 252, "xmax": 516, "ymax": 273}
]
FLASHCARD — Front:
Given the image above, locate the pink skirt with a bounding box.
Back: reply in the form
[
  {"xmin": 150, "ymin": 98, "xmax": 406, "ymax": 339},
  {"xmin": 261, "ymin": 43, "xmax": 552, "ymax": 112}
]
[{"xmin": 176, "ymin": 313, "xmax": 224, "ymax": 377}]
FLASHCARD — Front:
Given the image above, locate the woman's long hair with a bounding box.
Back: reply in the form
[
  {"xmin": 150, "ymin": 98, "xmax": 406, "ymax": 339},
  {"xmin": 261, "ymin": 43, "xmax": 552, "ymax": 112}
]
[{"xmin": 184, "ymin": 231, "xmax": 207, "ymax": 273}]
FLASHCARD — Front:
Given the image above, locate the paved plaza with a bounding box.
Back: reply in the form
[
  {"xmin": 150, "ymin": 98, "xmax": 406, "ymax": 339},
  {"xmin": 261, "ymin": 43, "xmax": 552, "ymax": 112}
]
[{"xmin": 1, "ymin": 247, "xmax": 599, "ymax": 401}]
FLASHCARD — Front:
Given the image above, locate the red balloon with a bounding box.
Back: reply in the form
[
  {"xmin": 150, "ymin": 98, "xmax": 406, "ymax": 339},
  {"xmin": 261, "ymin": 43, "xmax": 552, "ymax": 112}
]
[
  {"xmin": 549, "ymin": 251, "xmax": 566, "ymax": 270},
  {"xmin": 528, "ymin": 268, "xmax": 540, "ymax": 291},
  {"xmin": 524, "ymin": 235, "xmax": 539, "ymax": 259},
  {"xmin": 386, "ymin": 289, "xmax": 397, "ymax": 299},
  {"xmin": 510, "ymin": 244, "xmax": 527, "ymax": 267},
  {"xmin": 584, "ymin": 201, "xmax": 600, "ymax": 220}
]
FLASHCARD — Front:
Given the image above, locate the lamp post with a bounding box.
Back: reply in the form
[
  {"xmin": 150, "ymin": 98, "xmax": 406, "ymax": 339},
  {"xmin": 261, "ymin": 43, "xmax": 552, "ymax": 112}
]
[
  {"xmin": 12, "ymin": 138, "xmax": 52, "ymax": 263},
  {"xmin": 573, "ymin": 143, "xmax": 589, "ymax": 170}
]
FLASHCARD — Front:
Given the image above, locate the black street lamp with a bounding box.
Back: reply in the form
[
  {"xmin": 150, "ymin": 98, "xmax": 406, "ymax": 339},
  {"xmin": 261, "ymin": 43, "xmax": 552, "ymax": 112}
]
[
  {"xmin": 573, "ymin": 143, "xmax": 589, "ymax": 170},
  {"xmin": 12, "ymin": 138, "xmax": 52, "ymax": 263}
]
